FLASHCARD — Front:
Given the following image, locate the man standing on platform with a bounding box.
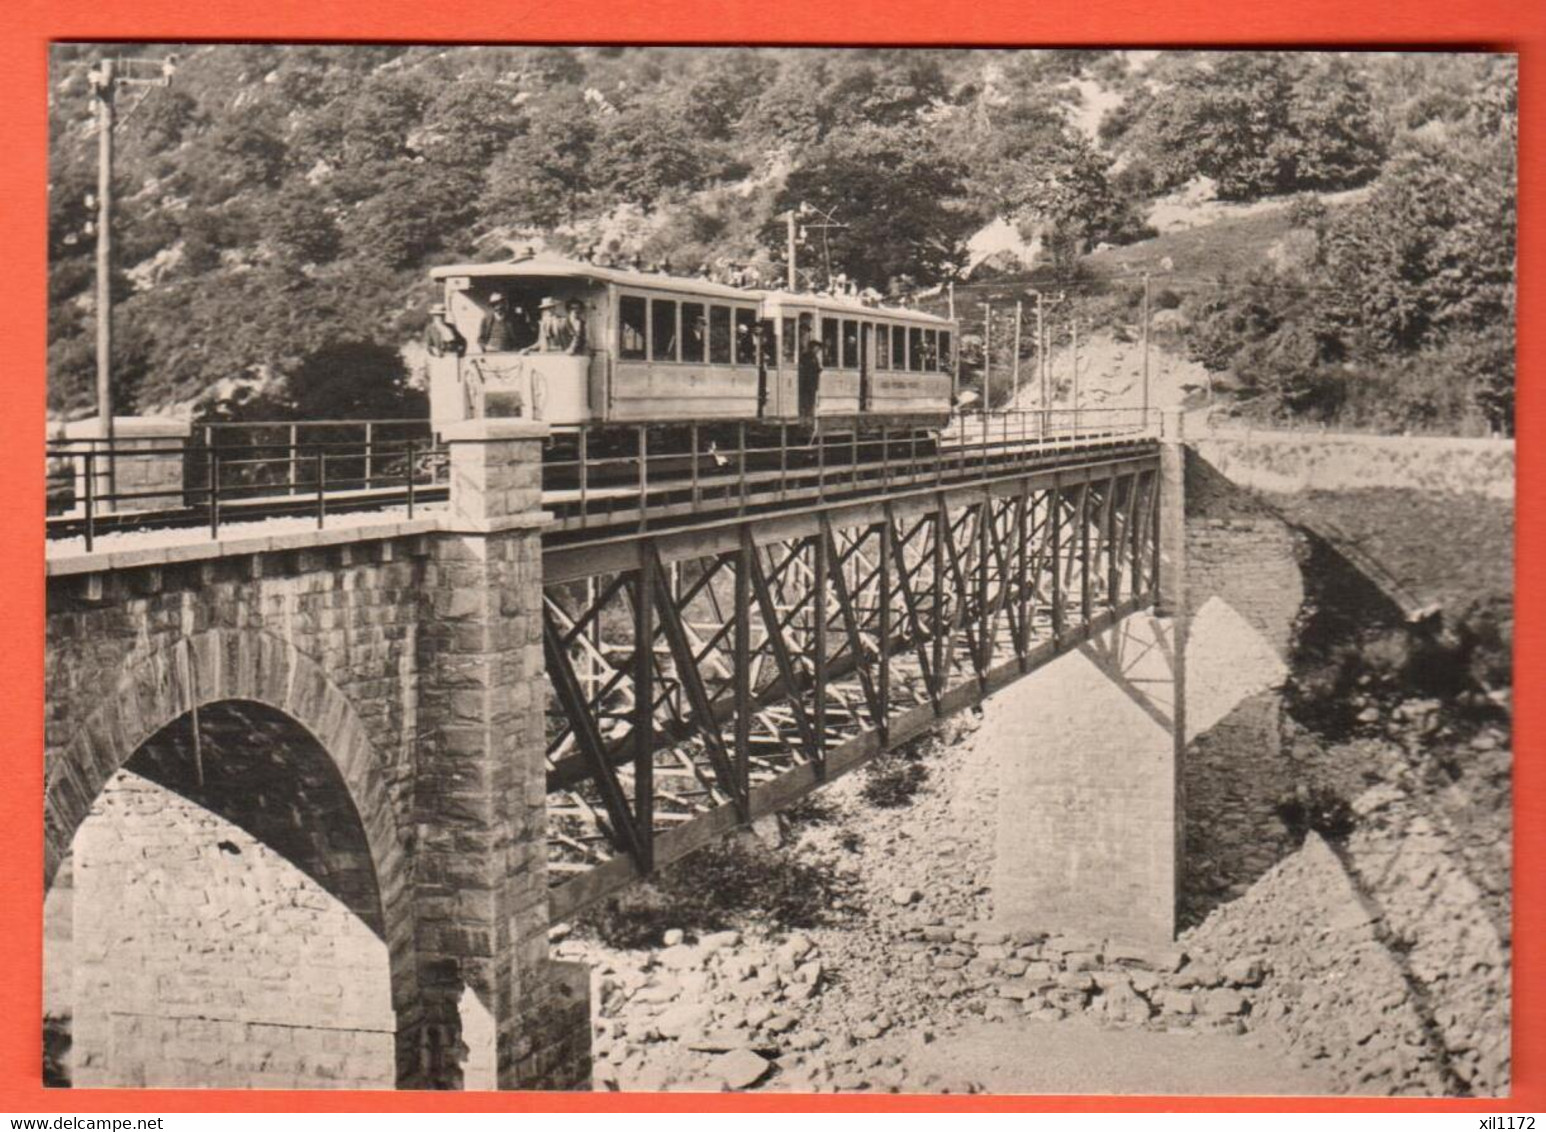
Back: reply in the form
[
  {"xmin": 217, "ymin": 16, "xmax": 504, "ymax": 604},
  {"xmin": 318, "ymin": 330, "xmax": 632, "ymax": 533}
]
[{"xmin": 478, "ymin": 292, "xmax": 522, "ymax": 353}]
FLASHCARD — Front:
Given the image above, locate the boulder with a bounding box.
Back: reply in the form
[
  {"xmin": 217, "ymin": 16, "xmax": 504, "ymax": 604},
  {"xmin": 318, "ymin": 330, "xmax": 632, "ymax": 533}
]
[
  {"xmin": 1200, "ymin": 988, "xmax": 1248, "ymax": 1016},
  {"xmin": 1173, "ymin": 961, "xmax": 1223, "ymax": 989},
  {"xmin": 656, "ymin": 1003, "xmax": 712, "ymax": 1038},
  {"xmin": 1223, "ymin": 958, "xmax": 1266, "ymax": 987},
  {"xmin": 709, "ymin": 1048, "xmax": 772, "ymax": 1090}
]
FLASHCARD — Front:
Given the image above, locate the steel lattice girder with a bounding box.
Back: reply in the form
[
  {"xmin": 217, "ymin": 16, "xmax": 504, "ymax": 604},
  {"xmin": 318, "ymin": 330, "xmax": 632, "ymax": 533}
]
[{"xmin": 540, "ymin": 451, "xmax": 1163, "ymax": 917}]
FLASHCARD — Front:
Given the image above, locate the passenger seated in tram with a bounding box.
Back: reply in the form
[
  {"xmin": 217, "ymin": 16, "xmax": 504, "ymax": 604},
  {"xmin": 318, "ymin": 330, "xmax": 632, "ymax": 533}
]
[{"xmin": 684, "ymin": 312, "xmax": 708, "ymax": 360}]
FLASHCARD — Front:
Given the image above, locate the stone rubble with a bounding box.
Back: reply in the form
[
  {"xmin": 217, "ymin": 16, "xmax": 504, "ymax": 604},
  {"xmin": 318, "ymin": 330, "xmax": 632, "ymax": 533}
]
[{"xmin": 555, "ymin": 570, "xmax": 1509, "ymax": 1099}]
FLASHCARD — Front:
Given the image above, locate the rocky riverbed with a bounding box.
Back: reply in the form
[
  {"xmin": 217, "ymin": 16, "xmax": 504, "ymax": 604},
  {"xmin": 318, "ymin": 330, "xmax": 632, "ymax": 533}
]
[{"xmin": 554, "ymin": 675, "xmax": 1510, "ymax": 1096}]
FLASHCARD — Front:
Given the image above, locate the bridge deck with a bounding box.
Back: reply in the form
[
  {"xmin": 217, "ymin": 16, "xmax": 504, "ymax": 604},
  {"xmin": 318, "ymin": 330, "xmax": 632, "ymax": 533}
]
[{"xmin": 48, "ymin": 421, "xmax": 1156, "ymax": 562}]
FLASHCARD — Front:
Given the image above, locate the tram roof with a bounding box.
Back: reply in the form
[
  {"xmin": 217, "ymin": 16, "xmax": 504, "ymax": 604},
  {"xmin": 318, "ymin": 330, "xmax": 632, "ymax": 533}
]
[
  {"xmin": 429, "ymin": 255, "xmax": 955, "ymax": 326},
  {"xmin": 430, "ymin": 255, "xmax": 759, "ymax": 303},
  {"xmin": 763, "ymin": 289, "xmax": 954, "ymax": 327}
]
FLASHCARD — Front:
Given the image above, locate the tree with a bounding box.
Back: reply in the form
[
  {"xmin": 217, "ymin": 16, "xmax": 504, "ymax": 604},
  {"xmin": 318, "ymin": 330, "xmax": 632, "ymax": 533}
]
[
  {"xmin": 1284, "ymin": 56, "xmax": 1385, "ymax": 191},
  {"xmin": 768, "ymin": 124, "xmax": 974, "ymax": 290},
  {"xmin": 345, "ymin": 160, "xmax": 479, "ymax": 269},
  {"xmin": 284, "ymin": 341, "xmax": 425, "ymax": 420},
  {"xmin": 677, "ymin": 49, "xmax": 779, "ymax": 141},
  {"xmin": 1114, "ymin": 53, "xmax": 1385, "ymax": 201},
  {"xmin": 48, "ymin": 157, "xmax": 96, "ymax": 263},
  {"xmin": 195, "ymin": 112, "xmax": 288, "ymax": 202},
  {"xmin": 1183, "ymin": 271, "xmax": 1343, "ymax": 420},
  {"xmin": 590, "ymin": 103, "xmax": 717, "ymax": 209},
  {"xmin": 420, "ymin": 79, "xmax": 526, "ymax": 170},
  {"xmin": 178, "ymin": 204, "xmax": 252, "ymax": 273},
  {"xmin": 479, "ymin": 91, "xmax": 595, "ymax": 228},
  {"xmin": 743, "ymin": 52, "xmax": 835, "ymax": 151},
  {"xmin": 264, "ymin": 182, "xmax": 342, "ymax": 266},
  {"xmin": 515, "ymin": 46, "xmax": 586, "ymax": 90},
  {"xmin": 1316, "ymin": 131, "xmax": 1515, "ymax": 356},
  {"xmin": 339, "ymin": 74, "xmax": 429, "ymax": 166},
  {"xmin": 823, "ymin": 52, "xmax": 949, "ymax": 131},
  {"xmin": 135, "ymin": 88, "xmax": 202, "ymax": 154}
]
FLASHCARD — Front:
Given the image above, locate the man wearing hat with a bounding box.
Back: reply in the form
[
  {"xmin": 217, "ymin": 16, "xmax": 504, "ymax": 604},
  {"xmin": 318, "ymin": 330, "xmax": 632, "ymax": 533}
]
[
  {"xmin": 561, "ymin": 298, "xmax": 589, "ymax": 355},
  {"xmin": 478, "ymin": 291, "xmax": 527, "ymax": 353},
  {"xmin": 424, "ymin": 303, "xmax": 466, "ymax": 358},
  {"xmin": 537, "ymin": 296, "xmax": 571, "ymax": 353}
]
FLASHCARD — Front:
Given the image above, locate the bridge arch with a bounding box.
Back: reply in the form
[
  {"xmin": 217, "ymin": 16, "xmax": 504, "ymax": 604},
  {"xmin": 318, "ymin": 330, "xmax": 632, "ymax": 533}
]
[{"xmin": 45, "ymin": 628, "xmax": 422, "ymax": 1088}]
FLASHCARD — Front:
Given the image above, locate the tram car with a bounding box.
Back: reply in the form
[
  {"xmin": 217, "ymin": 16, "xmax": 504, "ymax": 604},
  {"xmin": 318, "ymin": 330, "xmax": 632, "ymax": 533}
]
[{"xmin": 425, "ymin": 254, "xmax": 958, "ymax": 437}]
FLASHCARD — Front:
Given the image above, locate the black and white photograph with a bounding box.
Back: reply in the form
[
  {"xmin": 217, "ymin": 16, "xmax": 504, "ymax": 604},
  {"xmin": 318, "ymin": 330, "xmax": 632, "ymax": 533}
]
[{"xmin": 41, "ymin": 45, "xmax": 1516, "ymax": 1097}]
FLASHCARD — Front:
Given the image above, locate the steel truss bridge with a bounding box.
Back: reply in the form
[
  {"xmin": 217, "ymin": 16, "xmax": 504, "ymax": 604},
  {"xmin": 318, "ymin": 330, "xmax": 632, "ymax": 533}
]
[{"xmin": 540, "ymin": 440, "xmax": 1162, "ymax": 917}]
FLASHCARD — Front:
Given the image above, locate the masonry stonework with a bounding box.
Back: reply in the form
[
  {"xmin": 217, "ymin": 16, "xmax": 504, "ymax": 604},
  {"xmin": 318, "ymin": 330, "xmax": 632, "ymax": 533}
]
[
  {"xmin": 62, "ymin": 417, "xmax": 191, "ymax": 514},
  {"xmin": 44, "ymin": 421, "xmax": 590, "ymax": 1091},
  {"xmin": 990, "ymin": 414, "xmax": 1188, "ymax": 944},
  {"xmin": 1191, "ymin": 429, "xmax": 1513, "ymax": 501},
  {"xmin": 989, "ymin": 417, "xmax": 1319, "ymax": 943}
]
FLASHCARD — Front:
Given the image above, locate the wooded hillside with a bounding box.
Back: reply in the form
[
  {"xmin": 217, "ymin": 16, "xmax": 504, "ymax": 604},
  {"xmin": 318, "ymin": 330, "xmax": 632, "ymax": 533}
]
[{"xmin": 47, "ymin": 47, "xmax": 1515, "ymax": 433}]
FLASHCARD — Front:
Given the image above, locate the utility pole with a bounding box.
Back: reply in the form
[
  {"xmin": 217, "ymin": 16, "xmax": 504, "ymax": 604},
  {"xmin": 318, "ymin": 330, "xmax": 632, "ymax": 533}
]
[
  {"xmin": 1030, "ymin": 291, "xmax": 1045, "ymax": 415},
  {"xmin": 947, "ymin": 281, "xmax": 955, "ymax": 322},
  {"xmin": 1010, "ymin": 299, "xmax": 1023, "ymax": 410},
  {"xmin": 785, "ymin": 209, "xmax": 799, "ymax": 291},
  {"xmin": 1141, "ymin": 272, "xmax": 1152, "ymax": 426},
  {"xmin": 88, "ymin": 54, "xmax": 175, "ymax": 498},
  {"xmin": 786, "ymin": 202, "xmax": 846, "ymax": 291},
  {"xmin": 1038, "ymin": 291, "xmax": 1066, "ymax": 428},
  {"xmin": 1071, "ymin": 314, "xmax": 1080, "ymax": 431},
  {"xmin": 92, "ymin": 60, "xmax": 116, "ymax": 473},
  {"xmin": 982, "ymin": 299, "xmax": 992, "ymax": 413}
]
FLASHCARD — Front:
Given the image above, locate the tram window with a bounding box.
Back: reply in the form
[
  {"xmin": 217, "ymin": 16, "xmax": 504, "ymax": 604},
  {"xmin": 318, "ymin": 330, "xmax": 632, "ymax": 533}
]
[
  {"xmin": 875, "ymin": 323, "xmax": 891, "ymax": 370},
  {"xmin": 709, "ymin": 306, "xmax": 732, "ymax": 364},
  {"xmin": 734, "ymin": 308, "xmax": 758, "ymax": 365},
  {"xmin": 939, "ymin": 330, "xmax": 952, "ymax": 370},
  {"xmin": 781, "ymin": 317, "xmax": 796, "ymax": 363},
  {"xmin": 821, "ymin": 318, "xmax": 839, "ymax": 364},
  {"xmin": 651, "ymin": 299, "xmax": 678, "ymax": 362},
  {"xmin": 923, "ymin": 330, "xmax": 938, "ymax": 371},
  {"xmin": 907, "ymin": 326, "xmax": 924, "ymax": 372},
  {"xmin": 681, "ymin": 302, "xmax": 706, "ymax": 363},
  {"xmin": 619, "ymin": 296, "xmax": 647, "ymax": 360},
  {"xmin": 841, "ymin": 321, "xmax": 859, "ymax": 369},
  {"xmin": 892, "ymin": 325, "xmax": 907, "ymax": 371}
]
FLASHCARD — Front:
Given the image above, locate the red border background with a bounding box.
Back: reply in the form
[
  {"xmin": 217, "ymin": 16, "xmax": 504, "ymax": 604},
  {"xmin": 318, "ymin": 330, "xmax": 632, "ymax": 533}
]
[{"xmin": 0, "ymin": 0, "xmax": 1538, "ymax": 1113}]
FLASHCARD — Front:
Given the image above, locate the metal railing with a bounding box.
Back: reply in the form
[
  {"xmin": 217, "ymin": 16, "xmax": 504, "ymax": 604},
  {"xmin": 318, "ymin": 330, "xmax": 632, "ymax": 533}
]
[
  {"xmin": 46, "ymin": 409, "xmax": 1157, "ymax": 550},
  {"xmin": 46, "ymin": 419, "xmax": 447, "ymax": 551},
  {"xmin": 542, "ymin": 408, "xmax": 1158, "ymax": 537}
]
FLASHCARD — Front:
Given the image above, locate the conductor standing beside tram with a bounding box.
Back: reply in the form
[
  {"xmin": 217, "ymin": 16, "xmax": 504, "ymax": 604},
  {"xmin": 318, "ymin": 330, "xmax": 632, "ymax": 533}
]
[{"xmin": 798, "ymin": 324, "xmax": 823, "ymax": 423}]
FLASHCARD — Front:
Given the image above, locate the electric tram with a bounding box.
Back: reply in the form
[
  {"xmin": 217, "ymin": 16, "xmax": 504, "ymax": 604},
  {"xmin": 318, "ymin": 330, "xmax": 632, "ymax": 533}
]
[{"xmin": 425, "ymin": 253, "xmax": 958, "ymax": 437}]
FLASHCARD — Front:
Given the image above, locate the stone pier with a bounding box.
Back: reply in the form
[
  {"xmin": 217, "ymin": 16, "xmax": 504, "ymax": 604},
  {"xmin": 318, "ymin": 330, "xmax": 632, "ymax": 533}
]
[
  {"xmin": 990, "ymin": 410, "xmax": 1188, "ymax": 944},
  {"xmin": 44, "ymin": 419, "xmax": 590, "ymax": 1090}
]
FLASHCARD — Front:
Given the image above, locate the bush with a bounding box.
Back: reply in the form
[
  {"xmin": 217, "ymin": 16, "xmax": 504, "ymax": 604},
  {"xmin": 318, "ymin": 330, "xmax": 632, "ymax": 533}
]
[
  {"xmin": 860, "ymin": 752, "xmax": 929, "ymax": 808},
  {"xmin": 573, "ymin": 834, "xmax": 846, "ymax": 949},
  {"xmin": 782, "ymin": 793, "xmax": 841, "ymax": 830},
  {"xmin": 1275, "ymin": 784, "xmax": 1356, "ymax": 843}
]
